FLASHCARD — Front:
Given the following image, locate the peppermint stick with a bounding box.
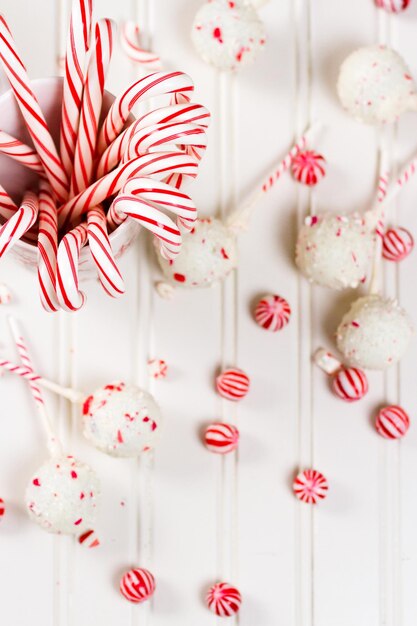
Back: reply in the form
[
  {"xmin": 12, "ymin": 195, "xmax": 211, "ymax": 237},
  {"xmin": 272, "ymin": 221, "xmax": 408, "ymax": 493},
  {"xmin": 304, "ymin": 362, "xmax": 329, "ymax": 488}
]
[
  {"xmin": 226, "ymin": 123, "xmax": 322, "ymax": 231},
  {"xmin": 0, "ymin": 191, "xmax": 38, "ymax": 258},
  {"xmin": 56, "ymin": 223, "xmax": 88, "ymax": 312},
  {"xmin": 71, "ymin": 19, "xmax": 116, "ymax": 196},
  {"xmin": 0, "ymin": 16, "xmax": 68, "ymax": 202},
  {"xmin": 60, "ymin": 0, "xmax": 93, "ymax": 180},
  {"xmin": 0, "ymin": 359, "xmax": 84, "ymax": 403},
  {"xmin": 8, "ymin": 318, "xmax": 63, "ymax": 457}
]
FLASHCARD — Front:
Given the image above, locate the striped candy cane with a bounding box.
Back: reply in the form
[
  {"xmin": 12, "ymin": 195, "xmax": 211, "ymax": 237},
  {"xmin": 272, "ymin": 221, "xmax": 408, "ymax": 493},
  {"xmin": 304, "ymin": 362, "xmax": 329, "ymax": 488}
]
[
  {"xmin": 0, "ymin": 184, "xmax": 17, "ymax": 220},
  {"xmin": 56, "ymin": 222, "xmax": 88, "ymax": 312},
  {"xmin": 0, "ymin": 191, "xmax": 38, "ymax": 258},
  {"xmin": 60, "ymin": 0, "xmax": 93, "ymax": 180},
  {"xmin": 71, "ymin": 19, "xmax": 116, "ymax": 196},
  {"xmin": 8, "ymin": 318, "xmax": 62, "ymax": 457},
  {"xmin": 0, "ymin": 130, "xmax": 44, "ymax": 174},
  {"xmin": 96, "ymin": 102, "xmax": 210, "ymax": 178},
  {"xmin": 120, "ymin": 175, "xmax": 197, "ymax": 231},
  {"xmin": 121, "ymin": 21, "xmax": 162, "ymax": 71},
  {"xmin": 86, "ymin": 206, "xmax": 125, "ymax": 298},
  {"xmin": 124, "ymin": 122, "xmax": 207, "ymax": 162},
  {"xmin": 0, "ymin": 17, "xmax": 68, "ymax": 202},
  {"xmin": 58, "ymin": 151, "xmax": 199, "ymax": 228},
  {"xmin": 38, "ymin": 181, "xmax": 59, "ymax": 312},
  {"xmin": 97, "ymin": 71, "xmax": 195, "ymax": 155}
]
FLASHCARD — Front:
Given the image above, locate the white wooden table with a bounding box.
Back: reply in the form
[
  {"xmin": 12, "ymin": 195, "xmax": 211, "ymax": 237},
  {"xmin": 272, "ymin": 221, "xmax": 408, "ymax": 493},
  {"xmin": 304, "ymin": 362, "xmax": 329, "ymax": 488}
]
[{"xmin": 0, "ymin": 1, "xmax": 417, "ymax": 624}]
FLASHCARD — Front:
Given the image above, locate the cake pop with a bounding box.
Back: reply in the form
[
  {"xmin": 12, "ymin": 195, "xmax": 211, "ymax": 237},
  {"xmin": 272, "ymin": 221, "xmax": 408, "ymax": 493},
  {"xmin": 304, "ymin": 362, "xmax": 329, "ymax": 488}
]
[
  {"xmin": 156, "ymin": 217, "xmax": 238, "ymax": 288},
  {"xmin": 7, "ymin": 318, "xmax": 101, "ymax": 536},
  {"xmin": 0, "ymin": 359, "xmax": 163, "ymax": 458},
  {"xmin": 295, "ymin": 213, "xmax": 376, "ymax": 290},
  {"xmin": 337, "ymin": 45, "xmax": 417, "ymax": 125},
  {"xmin": 191, "ymin": 0, "xmax": 266, "ymax": 72},
  {"xmin": 336, "ymin": 295, "xmax": 414, "ymax": 370}
]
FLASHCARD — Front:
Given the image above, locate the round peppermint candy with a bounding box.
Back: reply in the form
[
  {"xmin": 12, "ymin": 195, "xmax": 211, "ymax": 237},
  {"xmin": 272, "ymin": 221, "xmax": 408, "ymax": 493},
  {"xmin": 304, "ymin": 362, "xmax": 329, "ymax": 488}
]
[
  {"xmin": 375, "ymin": 0, "xmax": 411, "ymax": 13},
  {"xmin": 332, "ymin": 367, "xmax": 369, "ymax": 402},
  {"xmin": 254, "ymin": 294, "xmax": 291, "ymax": 331},
  {"xmin": 206, "ymin": 582, "xmax": 242, "ymax": 617},
  {"xmin": 376, "ymin": 405, "xmax": 410, "ymax": 439},
  {"xmin": 291, "ymin": 150, "xmax": 326, "ymax": 186},
  {"xmin": 120, "ymin": 568, "xmax": 156, "ymax": 603},
  {"xmin": 293, "ymin": 469, "xmax": 329, "ymax": 504},
  {"xmin": 382, "ymin": 227, "xmax": 414, "ymax": 262},
  {"xmin": 216, "ymin": 368, "xmax": 250, "ymax": 401},
  {"xmin": 204, "ymin": 423, "xmax": 239, "ymax": 454}
]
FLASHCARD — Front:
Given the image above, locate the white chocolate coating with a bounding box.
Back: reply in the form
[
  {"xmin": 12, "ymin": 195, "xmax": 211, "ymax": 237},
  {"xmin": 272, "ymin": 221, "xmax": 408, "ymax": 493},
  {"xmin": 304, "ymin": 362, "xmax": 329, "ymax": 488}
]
[
  {"xmin": 337, "ymin": 45, "xmax": 417, "ymax": 125},
  {"xmin": 295, "ymin": 213, "xmax": 375, "ymax": 290},
  {"xmin": 336, "ymin": 295, "xmax": 414, "ymax": 370},
  {"xmin": 82, "ymin": 382, "xmax": 162, "ymax": 457},
  {"xmin": 191, "ymin": 0, "xmax": 266, "ymax": 72},
  {"xmin": 157, "ymin": 218, "xmax": 238, "ymax": 288},
  {"xmin": 25, "ymin": 456, "xmax": 100, "ymax": 535}
]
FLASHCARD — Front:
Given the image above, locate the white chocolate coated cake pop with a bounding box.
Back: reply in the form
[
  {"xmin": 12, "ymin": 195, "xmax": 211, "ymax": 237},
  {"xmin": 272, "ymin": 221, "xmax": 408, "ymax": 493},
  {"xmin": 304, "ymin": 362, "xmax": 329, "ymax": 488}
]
[
  {"xmin": 336, "ymin": 295, "xmax": 414, "ymax": 370},
  {"xmin": 25, "ymin": 456, "xmax": 100, "ymax": 535},
  {"xmin": 337, "ymin": 45, "xmax": 417, "ymax": 125},
  {"xmin": 191, "ymin": 0, "xmax": 266, "ymax": 72},
  {"xmin": 82, "ymin": 382, "xmax": 162, "ymax": 457},
  {"xmin": 295, "ymin": 213, "xmax": 375, "ymax": 290},
  {"xmin": 156, "ymin": 217, "xmax": 238, "ymax": 288}
]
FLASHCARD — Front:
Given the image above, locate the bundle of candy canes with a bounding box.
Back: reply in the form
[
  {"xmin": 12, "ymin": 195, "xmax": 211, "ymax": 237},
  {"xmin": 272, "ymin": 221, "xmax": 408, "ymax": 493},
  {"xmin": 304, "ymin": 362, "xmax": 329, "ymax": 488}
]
[{"xmin": 0, "ymin": 0, "xmax": 210, "ymax": 312}]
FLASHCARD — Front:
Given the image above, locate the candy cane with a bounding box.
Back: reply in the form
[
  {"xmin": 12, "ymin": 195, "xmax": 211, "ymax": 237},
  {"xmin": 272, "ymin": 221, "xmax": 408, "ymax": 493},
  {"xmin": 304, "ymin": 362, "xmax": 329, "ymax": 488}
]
[
  {"xmin": 120, "ymin": 21, "xmax": 162, "ymax": 70},
  {"xmin": 38, "ymin": 181, "xmax": 59, "ymax": 312},
  {"xmin": 56, "ymin": 222, "xmax": 88, "ymax": 312},
  {"xmin": 8, "ymin": 318, "xmax": 63, "ymax": 457},
  {"xmin": 108, "ymin": 177, "xmax": 198, "ymax": 258},
  {"xmin": 226, "ymin": 122, "xmax": 322, "ymax": 231},
  {"xmin": 60, "ymin": 0, "xmax": 93, "ymax": 180},
  {"xmin": 0, "ymin": 191, "xmax": 38, "ymax": 258},
  {"xmin": 71, "ymin": 19, "xmax": 116, "ymax": 196},
  {"xmin": 0, "ymin": 130, "xmax": 43, "ymax": 174},
  {"xmin": 97, "ymin": 71, "xmax": 195, "ymax": 155},
  {"xmin": 96, "ymin": 102, "xmax": 210, "ymax": 178},
  {"xmin": 0, "ymin": 359, "xmax": 84, "ymax": 403},
  {"xmin": 0, "ymin": 184, "xmax": 17, "ymax": 221},
  {"xmin": 86, "ymin": 206, "xmax": 125, "ymax": 298},
  {"xmin": 124, "ymin": 122, "xmax": 207, "ymax": 162},
  {"xmin": 0, "ymin": 17, "xmax": 68, "ymax": 202},
  {"xmin": 58, "ymin": 151, "xmax": 199, "ymax": 228}
]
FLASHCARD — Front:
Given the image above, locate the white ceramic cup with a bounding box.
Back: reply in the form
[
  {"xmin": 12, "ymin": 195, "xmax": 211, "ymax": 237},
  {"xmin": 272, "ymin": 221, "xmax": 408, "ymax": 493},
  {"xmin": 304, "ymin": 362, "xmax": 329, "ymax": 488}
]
[{"xmin": 0, "ymin": 77, "xmax": 140, "ymax": 278}]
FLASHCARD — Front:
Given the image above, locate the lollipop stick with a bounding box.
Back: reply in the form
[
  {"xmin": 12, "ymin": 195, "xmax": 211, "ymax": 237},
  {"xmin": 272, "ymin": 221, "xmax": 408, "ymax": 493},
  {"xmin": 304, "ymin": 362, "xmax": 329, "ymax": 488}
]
[
  {"xmin": 0, "ymin": 357, "xmax": 85, "ymax": 404},
  {"xmin": 8, "ymin": 318, "xmax": 63, "ymax": 457},
  {"xmin": 226, "ymin": 122, "xmax": 323, "ymax": 231}
]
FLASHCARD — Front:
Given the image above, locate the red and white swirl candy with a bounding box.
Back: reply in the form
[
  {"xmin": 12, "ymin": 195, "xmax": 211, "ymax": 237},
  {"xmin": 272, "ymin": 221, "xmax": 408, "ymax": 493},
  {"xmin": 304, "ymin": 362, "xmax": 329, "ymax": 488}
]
[
  {"xmin": 332, "ymin": 367, "xmax": 369, "ymax": 402},
  {"xmin": 204, "ymin": 423, "xmax": 239, "ymax": 454},
  {"xmin": 293, "ymin": 469, "xmax": 329, "ymax": 504},
  {"xmin": 291, "ymin": 150, "xmax": 326, "ymax": 186},
  {"xmin": 382, "ymin": 227, "xmax": 414, "ymax": 262},
  {"xmin": 120, "ymin": 568, "xmax": 156, "ymax": 603},
  {"xmin": 216, "ymin": 368, "xmax": 250, "ymax": 401},
  {"xmin": 254, "ymin": 294, "xmax": 291, "ymax": 331},
  {"xmin": 206, "ymin": 582, "xmax": 242, "ymax": 617},
  {"xmin": 375, "ymin": 405, "xmax": 410, "ymax": 439},
  {"xmin": 375, "ymin": 0, "xmax": 411, "ymax": 12}
]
